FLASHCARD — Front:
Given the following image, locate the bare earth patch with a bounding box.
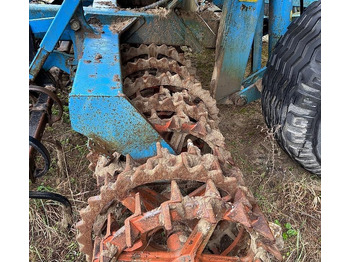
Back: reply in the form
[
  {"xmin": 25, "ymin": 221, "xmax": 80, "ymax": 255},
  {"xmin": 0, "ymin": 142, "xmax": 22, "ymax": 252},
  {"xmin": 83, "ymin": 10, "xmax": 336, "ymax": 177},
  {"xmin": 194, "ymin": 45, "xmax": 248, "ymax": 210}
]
[{"xmin": 219, "ymin": 102, "xmax": 321, "ymax": 261}]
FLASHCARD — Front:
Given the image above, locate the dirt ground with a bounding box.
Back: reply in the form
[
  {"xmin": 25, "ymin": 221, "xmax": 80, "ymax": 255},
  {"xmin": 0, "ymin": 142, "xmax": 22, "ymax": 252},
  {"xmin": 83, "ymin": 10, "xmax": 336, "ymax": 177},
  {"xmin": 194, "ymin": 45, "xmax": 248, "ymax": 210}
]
[{"xmin": 29, "ymin": 47, "xmax": 321, "ymax": 262}]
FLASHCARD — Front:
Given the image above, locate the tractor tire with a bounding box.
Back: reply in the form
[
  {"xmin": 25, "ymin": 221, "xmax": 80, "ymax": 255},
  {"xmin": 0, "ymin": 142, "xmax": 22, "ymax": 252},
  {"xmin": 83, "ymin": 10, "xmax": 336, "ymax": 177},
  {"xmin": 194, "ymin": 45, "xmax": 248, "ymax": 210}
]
[{"xmin": 261, "ymin": 0, "xmax": 321, "ymax": 175}]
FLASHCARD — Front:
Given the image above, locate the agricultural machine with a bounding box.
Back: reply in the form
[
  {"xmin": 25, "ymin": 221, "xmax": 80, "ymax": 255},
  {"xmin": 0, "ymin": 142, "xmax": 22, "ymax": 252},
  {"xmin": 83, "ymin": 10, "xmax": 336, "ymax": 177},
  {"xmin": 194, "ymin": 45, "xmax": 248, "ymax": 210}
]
[{"xmin": 29, "ymin": 0, "xmax": 321, "ymax": 261}]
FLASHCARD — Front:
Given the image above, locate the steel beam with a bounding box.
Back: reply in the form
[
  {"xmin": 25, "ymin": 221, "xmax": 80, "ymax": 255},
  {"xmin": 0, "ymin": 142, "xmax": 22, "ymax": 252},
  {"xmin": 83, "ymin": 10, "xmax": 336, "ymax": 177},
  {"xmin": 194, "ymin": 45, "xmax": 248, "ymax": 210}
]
[
  {"xmin": 252, "ymin": 3, "xmax": 264, "ymax": 73},
  {"xmin": 211, "ymin": 0, "xmax": 264, "ymax": 103},
  {"xmin": 29, "ymin": 4, "xmax": 217, "ymax": 51},
  {"xmin": 268, "ymin": 0, "xmax": 293, "ymax": 54},
  {"xmin": 29, "ymin": 0, "xmax": 81, "ymax": 80}
]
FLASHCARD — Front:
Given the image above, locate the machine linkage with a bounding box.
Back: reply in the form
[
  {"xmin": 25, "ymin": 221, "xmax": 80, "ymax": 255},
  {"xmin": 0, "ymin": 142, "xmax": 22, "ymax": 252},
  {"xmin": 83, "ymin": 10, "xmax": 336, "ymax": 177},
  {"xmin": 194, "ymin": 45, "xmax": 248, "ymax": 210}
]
[{"xmin": 29, "ymin": 34, "xmax": 73, "ymax": 226}]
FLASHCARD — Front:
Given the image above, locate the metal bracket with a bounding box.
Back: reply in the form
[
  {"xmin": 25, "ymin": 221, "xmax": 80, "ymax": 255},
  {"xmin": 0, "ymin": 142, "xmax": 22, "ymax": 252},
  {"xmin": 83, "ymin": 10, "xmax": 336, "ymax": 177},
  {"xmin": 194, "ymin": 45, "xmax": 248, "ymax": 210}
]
[
  {"xmin": 232, "ymin": 67, "xmax": 266, "ymax": 105},
  {"xmin": 69, "ymin": 23, "xmax": 175, "ymax": 159}
]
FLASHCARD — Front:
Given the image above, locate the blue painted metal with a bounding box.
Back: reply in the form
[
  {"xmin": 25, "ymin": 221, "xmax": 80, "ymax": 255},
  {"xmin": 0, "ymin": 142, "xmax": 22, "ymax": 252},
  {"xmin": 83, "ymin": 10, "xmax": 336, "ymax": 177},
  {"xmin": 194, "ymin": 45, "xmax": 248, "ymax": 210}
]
[
  {"xmin": 29, "ymin": 5, "xmax": 217, "ymax": 51},
  {"xmin": 237, "ymin": 67, "xmax": 267, "ymax": 104},
  {"xmin": 265, "ymin": 0, "xmax": 317, "ymax": 7},
  {"xmin": 242, "ymin": 67, "xmax": 266, "ymax": 87},
  {"xmin": 29, "ymin": 0, "xmax": 305, "ymax": 157},
  {"xmin": 29, "ymin": 2, "xmax": 175, "ymax": 160},
  {"xmin": 268, "ymin": 0, "xmax": 293, "ymax": 54},
  {"xmin": 212, "ymin": 0, "xmax": 264, "ymax": 102},
  {"xmin": 43, "ymin": 51, "xmax": 75, "ymax": 74},
  {"xmin": 252, "ymin": 2, "xmax": 264, "ymax": 73},
  {"xmin": 238, "ymin": 85, "xmax": 261, "ymax": 104},
  {"xmin": 68, "ymin": 24, "xmax": 175, "ymax": 159},
  {"xmin": 213, "ymin": 0, "xmax": 317, "ymax": 12},
  {"xmin": 29, "ymin": 0, "xmax": 82, "ymax": 80},
  {"xmin": 212, "ymin": 0, "xmax": 224, "ymax": 9},
  {"xmin": 30, "ymin": 17, "xmax": 72, "ymax": 40}
]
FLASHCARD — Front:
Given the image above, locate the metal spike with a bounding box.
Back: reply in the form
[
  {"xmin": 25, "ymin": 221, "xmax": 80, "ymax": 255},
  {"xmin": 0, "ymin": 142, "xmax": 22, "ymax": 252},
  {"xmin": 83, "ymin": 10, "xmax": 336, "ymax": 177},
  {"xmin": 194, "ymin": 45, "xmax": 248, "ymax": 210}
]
[
  {"xmin": 88, "ymin": 196, "xmax": 102, "ymax": 210},
  {"xmin": 187, "ymin": 139, "xmax": 201, "ymax": 156},
  {"xmin": 205, "ymin": 179, "xmax": 221, "ymax": 198},
  {"xmin": 125, "ymin": 154, "xmax": 132, "ymax": 171},
  {"xmin": 192, "ymin": 121, "xmax": 207, "ymax": 136},
  {"xmin": 170, "ymin": 180, "xmax": 182, "ymax": 201}
]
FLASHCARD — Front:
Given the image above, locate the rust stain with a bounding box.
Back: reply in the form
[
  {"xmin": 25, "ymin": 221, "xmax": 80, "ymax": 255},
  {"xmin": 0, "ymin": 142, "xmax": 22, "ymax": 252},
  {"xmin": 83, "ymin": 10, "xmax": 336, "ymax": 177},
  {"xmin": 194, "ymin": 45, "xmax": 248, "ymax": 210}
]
[
  {"xmin": 95, "ymin": 53, "xmax": 102, "ymax": 63},
  {"xmin": 240, "ymin": 4, "xmax": 253, "ymax": 11},
  {"xmin": 113, "ymin": 74, "xmax": 121, "ymax": 82}
]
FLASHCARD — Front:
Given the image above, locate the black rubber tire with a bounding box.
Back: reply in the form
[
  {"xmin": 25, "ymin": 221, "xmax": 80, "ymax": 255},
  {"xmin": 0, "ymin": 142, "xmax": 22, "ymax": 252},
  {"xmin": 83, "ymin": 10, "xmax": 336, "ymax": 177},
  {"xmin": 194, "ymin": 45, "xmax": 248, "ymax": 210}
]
[{"xmin": 262, "ymin": 1, "xmax": 321, "ymax": 175}]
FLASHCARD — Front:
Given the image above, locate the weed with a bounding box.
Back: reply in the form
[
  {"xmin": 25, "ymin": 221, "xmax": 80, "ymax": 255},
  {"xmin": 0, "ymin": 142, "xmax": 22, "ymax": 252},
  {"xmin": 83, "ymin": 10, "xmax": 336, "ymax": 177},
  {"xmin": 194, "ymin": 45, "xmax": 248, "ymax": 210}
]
[
  {"xmin": 46, "ymin": 126, "xmax": 54, "ymax": 132},
  {"xmin": 51, "ymin": 107, "xmax": 59, "ymax": 116},
  {"xmin": 274, "ymin": 219, "xmax": 281, "ymax": 226},
  {"xmin": 74, "ymin": 144, "xmax": 88, "ymax": 156},
  {"xmin": 37, "ymin": 184, "xmax": 54, "ymax": 192},
  {"xmin": 61, "ymin": 137, "xmax": 70, "ymax": 146},
  {"xmin": 283, "ymin": 223, "xmax": 298, "ymax": 240}
]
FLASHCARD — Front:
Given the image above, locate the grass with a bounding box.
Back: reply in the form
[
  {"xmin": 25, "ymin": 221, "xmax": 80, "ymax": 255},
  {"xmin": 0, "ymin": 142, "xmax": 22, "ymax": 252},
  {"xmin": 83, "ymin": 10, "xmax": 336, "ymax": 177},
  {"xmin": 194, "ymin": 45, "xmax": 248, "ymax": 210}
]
[{"xmin": 29, "ymin": 85, "xmax": 97, "ymax": 262}]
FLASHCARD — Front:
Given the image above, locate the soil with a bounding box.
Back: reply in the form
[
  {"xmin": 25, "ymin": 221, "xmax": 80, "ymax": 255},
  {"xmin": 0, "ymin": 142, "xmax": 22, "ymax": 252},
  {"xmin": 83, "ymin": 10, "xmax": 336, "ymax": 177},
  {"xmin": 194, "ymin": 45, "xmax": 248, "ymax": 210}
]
[{"xmin": 29, "ymin": 47, "xmax": 320, "ymax": 262}]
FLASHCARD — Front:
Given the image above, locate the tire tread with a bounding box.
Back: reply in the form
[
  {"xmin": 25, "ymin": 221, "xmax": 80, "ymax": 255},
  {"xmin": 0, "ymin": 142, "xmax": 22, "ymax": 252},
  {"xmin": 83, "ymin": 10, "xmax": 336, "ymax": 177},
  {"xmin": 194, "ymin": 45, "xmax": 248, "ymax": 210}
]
[{"xmin": 262, "ymin": 1, "xmax": 321, "ymax": 175}]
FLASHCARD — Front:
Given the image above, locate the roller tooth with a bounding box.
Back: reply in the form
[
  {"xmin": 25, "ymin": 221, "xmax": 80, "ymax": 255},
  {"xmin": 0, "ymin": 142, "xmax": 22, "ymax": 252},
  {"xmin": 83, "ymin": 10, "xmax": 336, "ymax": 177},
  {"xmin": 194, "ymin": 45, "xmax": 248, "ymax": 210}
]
[
  {"xmin": 159, "ymin": 85, "xmax": 166, "ymax": 94},
  {"xmin": 168, "ymin": 116, "xmax": 180, "ymax": 129},
  {"xmin": 104, "ymin": 174, "xmax": 110, "ymax": 186},
  {"xmin": 150, "ymin": 109, "xmax": 158, "ymax": 119},
  {"xmin": 160, "ymin": 97, "xmax": 174, "ymax": 108},
  {"xmin": 80, "ymin": 209, "xmax": 93, "ymax": 223},
  {"xmin": 170, "ymin": 180, "xmax": 182, "ymax": 201},
  {"xmin": 145, "ymin": 159, "xmax": 155, "ymax": 170},
  {"xmin": 172, "ymin": 92, "xmax": 183, "ymax": 104},
  {"xmin": 156, "ymin": 142, "xmax": 163, "ymax": 157},
  {"xmin": 165, "ymin": 71, "xmax": 173, "ymax": 79},
  {"xmin": 212, "ymin": 159, "xmax": 224, "ymax": 174},
  {"xmin": 76, "ymin": 220, "xmax": 87, "ymax": 231},
  {"xmin": 125, "ymin": 154, "xmax": 132, "ymax": 171},
  {"xmin": 192, "ymin": 121, "xmax": 207, "ymax": 136},
  {"xmin": 205, "ymin": 179, "xmax": 221, "ymax": 198},
  {"xmin": 88, "ymin": 196, "xmax": 102, "ymax": 209},
  {"xmin": 187, "ymin": 139, "xmax": 201, "ymax": 156},
  {"xmin": 143, "ymin": 70, "xmax": 150, "ymax": 77},
  {"xmin": 149, "ymin": 43, "xmax": 157, "ymax": 57},
  {"xmin": 124, "ymin": 77, "xmax": 133, "ymax": 85}
]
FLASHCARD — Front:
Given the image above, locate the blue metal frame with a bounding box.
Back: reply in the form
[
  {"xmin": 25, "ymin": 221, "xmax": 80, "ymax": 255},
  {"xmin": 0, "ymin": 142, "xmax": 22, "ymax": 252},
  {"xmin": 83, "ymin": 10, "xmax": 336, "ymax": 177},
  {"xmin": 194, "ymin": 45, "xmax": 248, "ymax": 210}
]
[
  {"xmin": 29, "ymin": 0, "xmax": 82, "ymax": 80},
  {"xmin": 30, "ymin": 1, "xmax": 176, "ymax": 159},
  {"xmin": 268, "ymin": 0, "xmax": 293, "ymax": 54},
  {"xmin": 29, "ymin": 4, "xmax": 217, "ymax": 52},
  {"xmin": 69, "ymin": 23, "xmax": 175, "ymax": 158},
  {"xmin": 211, "ymin": 0, "xmax": 264, "ymax": 103},
  {"xmin": 29, "ymin": 0, "xmax": 318, "ymax": 159}
]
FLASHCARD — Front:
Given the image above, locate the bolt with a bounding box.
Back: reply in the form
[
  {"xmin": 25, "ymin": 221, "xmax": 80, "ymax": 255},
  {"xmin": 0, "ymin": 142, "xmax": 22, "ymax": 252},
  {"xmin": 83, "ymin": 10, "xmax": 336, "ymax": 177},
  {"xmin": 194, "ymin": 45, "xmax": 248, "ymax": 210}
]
[
  {"xmin": 70, "ymin": 19, "xmax": 81, "ymax": 31},
  {"xmin": 236, "ymin": 96, "xmax": 247, "ymax": 106},
  {"xmin": 232, "ymin": 94, "xmax": 247, "ymax": 106}
]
